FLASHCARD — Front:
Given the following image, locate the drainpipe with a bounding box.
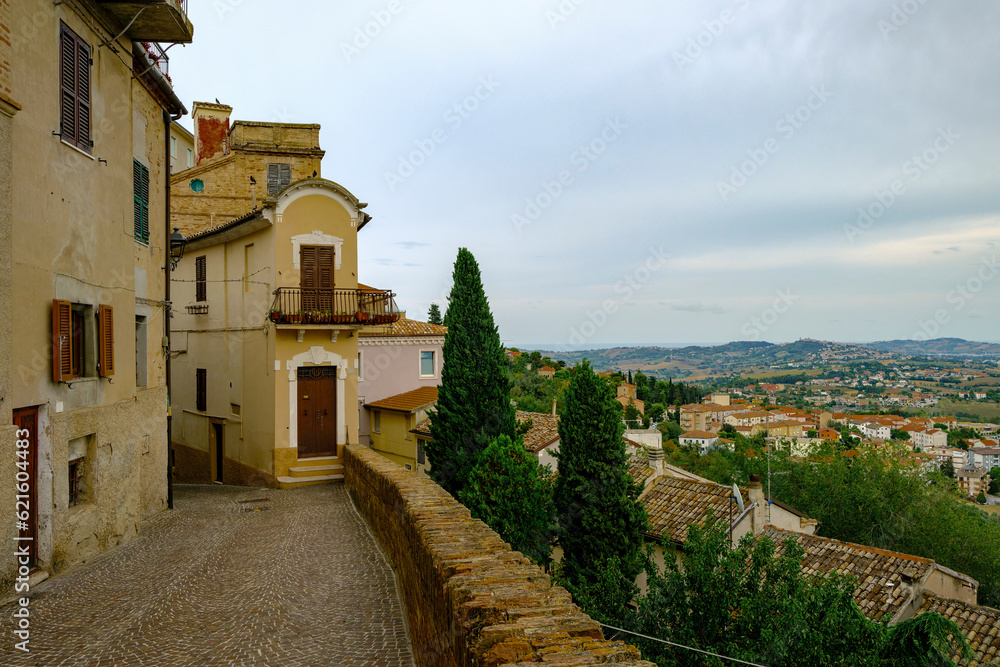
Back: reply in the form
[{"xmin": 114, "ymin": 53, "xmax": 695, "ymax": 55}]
[{"xmin": 164, "ymin": 108, "xmax": 182, "ymax": 509}]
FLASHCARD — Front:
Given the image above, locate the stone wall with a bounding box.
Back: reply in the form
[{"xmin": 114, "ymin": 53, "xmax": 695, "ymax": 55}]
[{"xmin": 344, "ymin": 445, "xmax": 654, "ymax": 667}]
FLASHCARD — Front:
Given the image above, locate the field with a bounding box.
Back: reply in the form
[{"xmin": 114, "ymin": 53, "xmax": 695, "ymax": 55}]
[{"xmin": 935, "ymin": 398, "xmax": 1000, "ymax": 422}]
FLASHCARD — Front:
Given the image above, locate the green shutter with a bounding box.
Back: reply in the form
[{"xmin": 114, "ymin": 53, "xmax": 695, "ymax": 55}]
[{"xmin": 133, "ymin": 160, "xmax": 149, "ymax": 243}]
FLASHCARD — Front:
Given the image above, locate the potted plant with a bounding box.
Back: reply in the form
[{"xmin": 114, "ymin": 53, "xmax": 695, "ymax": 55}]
[
  {"xmin": 318, "ymin": 310, "xmax": 332, "ymax": 324},
  {"xmin": 333, "ymin": 311, "xmax": 350, "ymax": 324},
  {"xmin": 269, "ymin": 309, "xmax": 282, "ymax": 323},
  {"xmin": 355, "ymin": 310, "xmax": 370, "ymax": 323},
  {"xmin": 289, "ymin": 310, "xmax": 304, "ymax": 324}
]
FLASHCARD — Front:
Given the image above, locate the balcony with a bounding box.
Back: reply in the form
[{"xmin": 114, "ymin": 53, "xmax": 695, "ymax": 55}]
[
  {"xmin": 269, "ymin": 288, "xmax": 400, "ymax": 328},
  {"xmin": 96, "ymin": 0, "xmax": 194, "ymax": 43}
]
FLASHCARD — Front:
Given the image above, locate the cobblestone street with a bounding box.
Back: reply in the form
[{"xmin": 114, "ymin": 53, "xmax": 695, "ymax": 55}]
[{"xmin": 1, "ymin": 484, "xmax": 415, "ymax": 666}]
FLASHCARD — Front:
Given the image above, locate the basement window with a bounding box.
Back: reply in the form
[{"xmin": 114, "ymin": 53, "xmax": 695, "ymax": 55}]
[{"xmin": 68, "ymin": 459, "xmax": 84, "ymax": 507}]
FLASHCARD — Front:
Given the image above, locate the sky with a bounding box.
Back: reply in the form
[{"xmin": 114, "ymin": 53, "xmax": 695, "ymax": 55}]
[{"xmin": 168, "ymin": 0, "xmax": 1000, "ymax": 350}]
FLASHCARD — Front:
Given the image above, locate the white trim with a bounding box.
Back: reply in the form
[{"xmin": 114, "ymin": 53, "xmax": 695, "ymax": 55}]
[
  {"xmin": 285, "ymin": 346, "xmax": 347, "ymax": 450},
  {"xmin": 275, "ymin": 182, "xmax": 359, "ymax": 226},
  {"xmin": 291, "ymin": 231, "xmax": 343, "ymax": 270},
  {"xmin": 359, "ymin": 336, "xmax": 445, "ymax": 347}
]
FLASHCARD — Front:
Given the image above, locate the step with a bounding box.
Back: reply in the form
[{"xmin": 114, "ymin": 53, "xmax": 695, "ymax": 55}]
[
  {"xmin": 276, "ymin": 474, "xmax": 344, "ymax": 489},
  {"xmin": 289, "ymin": 464, "xmax": 344, "ymax": 478}
]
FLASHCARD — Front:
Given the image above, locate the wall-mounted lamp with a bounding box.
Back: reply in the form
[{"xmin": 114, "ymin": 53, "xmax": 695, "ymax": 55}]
[{"xmin": 169, "ymin": 227, "xmax": 187, "ymax": 270}]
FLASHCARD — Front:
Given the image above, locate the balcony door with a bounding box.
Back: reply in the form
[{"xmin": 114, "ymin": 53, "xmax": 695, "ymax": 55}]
[{"xmin": 300, "ymin": 245, "xmax": 334, "ymax": 312}]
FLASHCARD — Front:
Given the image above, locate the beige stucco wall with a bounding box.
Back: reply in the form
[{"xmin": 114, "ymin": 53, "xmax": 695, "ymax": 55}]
[
  {"xmin": 3, "ymin": 0, "xmax": 171, "ymax": 586},
  {"xmin": 923, "ymin": 567, "xmax": 978, "ymax": 607},
  {"xmin": 171, "ymin": 222, "xmax": 276, "ymax": 481},
  {"xmin": 370, "ymin": 410, "xmax": 418, "ymax": 469}
]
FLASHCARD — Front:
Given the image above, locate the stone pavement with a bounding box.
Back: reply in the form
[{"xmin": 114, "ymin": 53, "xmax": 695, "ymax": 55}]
[{"xmin": 0, "ymin": 484, "xmax": 415, "ymax": 666}]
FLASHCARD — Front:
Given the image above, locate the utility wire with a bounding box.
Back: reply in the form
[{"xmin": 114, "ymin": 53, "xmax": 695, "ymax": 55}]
[{"xmin": 598, "ymin": 623, "xmax": 767, "ymax": 667}]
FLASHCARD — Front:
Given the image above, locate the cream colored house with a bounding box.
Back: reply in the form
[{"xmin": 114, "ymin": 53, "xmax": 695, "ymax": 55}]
[
  {"xmin": 170, "ymin": 177, "xmax": 397, "ymax": 489},
  {"xmin": 365, "ymin": 386, "xmax": 438, "ymax": 472},
  {"xmin": 0, "ymin": 0, "xmax": 191, "ymax": 595}
]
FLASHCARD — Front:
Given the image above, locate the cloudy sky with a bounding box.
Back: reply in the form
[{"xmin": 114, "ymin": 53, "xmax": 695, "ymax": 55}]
[{"xmin": 169, "ymin": 1, "xmax": 1000, "ymax": 349}]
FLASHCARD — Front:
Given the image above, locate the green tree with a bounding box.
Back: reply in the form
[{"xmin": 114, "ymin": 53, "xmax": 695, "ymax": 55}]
[
  {"xmin": 459, "ymin": 435, "xmax": 555, "ymax": 564},
  {"xmin": 942, "ymin": 459, "xmax": 955, "ymax": 478},
  {"xmin": 977, "ymin": 492, "xmax": 988, "ymax": 505},
  {"xmin": 890, "ymin": 428, "xmax": 911, "ymax": 441},
  {"xmin": 631, "ymin": 518, "xmax": 971, "ymax": 667},
  {"xmin": 427, "ymin": 302, "xmax": 442, "ymax": 325},
  {"xmin": 427, "ymin": 248, "xmax": 516, "ymax": 496},
  {"xmin": 553, "ymin": 360, "xmax": 648, "ymax": 623},
  {"xmin": 990, "ymin": 468, "xmax": 1000, "ymax": 495}
]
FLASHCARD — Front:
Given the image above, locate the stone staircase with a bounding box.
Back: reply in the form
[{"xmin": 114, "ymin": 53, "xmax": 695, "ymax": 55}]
[{"xmin": 276, "ymin": 456, "xmax": 344, "ymax": 489}]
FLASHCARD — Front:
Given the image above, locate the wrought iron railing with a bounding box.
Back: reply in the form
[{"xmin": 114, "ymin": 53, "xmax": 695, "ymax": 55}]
[
  {"xmin": 140, "ymin": 41, "xmax": 170, "ymax": 79},
  {"xmin": 269, "ymin": 288, "xmax": 400, "ymax": 326}
]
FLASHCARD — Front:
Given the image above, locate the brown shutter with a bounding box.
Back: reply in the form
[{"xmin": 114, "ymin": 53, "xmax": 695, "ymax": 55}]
[
  {"xmin": 98, "ymin": 304, "xmax": 114, "ymax": 377},
  {"xmin": 195, "ymin": 256, "xmax": 207, "ymax": 302},
  {"xmin": 279, "ymin": 163, "xmax": 291, "ymax": 189},
  {"xmin": 267, "ymin": 164, "xmax": 280, "ymax": 195},
  {"xmin": 52, "ymin": 299, "xmax": 72, "ymax": 382},
  {"xmin": 75, "ymin": 38, "xmax": 91, "ymax": 150},
  {"xmin": 59, "ymin": 27, "xmax": 77, "ymax": 144}
]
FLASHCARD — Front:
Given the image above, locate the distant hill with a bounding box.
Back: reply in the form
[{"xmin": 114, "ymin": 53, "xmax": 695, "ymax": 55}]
[
  {"xmin": 532, "ymin": 337, "xmax": 1000, "ymax": 376},
  {"xmin": 863, "ymin": 338, "xmax": 1000, "ymax": 358}
]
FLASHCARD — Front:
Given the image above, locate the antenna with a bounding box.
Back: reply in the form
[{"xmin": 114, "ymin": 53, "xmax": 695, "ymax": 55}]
[{"xmin": 732, "ymin": 483, "xmax": 745, "ymax": 514}]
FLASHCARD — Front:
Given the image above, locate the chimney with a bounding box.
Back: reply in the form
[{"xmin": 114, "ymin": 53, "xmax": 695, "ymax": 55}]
[
  {"xmin": 647, "ymin": 445, "xmax": 664, "ymax": 481},
  {"xmin": 552, "ymin": 398, "xmax": 557, "ymax": 416},
  {"xmin": 748, "ymin": 474, "xmax": 766, "ymax": 534},
  {"xmin": 192, "ymin": 101, "xmax": 233, "ymax": 166}
]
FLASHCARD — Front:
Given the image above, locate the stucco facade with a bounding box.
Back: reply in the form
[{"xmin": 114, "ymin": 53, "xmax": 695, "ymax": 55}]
[
  {"xmin": 171, "ymin": 177, "xmax": 392, "ymax": 488},
  {"xmin": 1, "ymin": 0, "xmax": 190, "ymax": 596}
]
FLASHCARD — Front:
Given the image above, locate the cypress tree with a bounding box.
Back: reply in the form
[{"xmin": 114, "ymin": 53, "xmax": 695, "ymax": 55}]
[
  {"xmin": 554, "ymin": 360, "xmax": 648, "ymax": 622},
  {"xmin": 427, "ymin": 248, "xmax": 516, "ymax": 496},
  {"xmin": 427, "ymin": 302, "xmax": 442, "ymax": 325}
]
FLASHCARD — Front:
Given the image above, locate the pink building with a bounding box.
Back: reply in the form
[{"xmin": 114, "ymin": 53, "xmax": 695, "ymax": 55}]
[{"xmin": 358, "ymin": 317, "xmax": 446, "ymax": 445}]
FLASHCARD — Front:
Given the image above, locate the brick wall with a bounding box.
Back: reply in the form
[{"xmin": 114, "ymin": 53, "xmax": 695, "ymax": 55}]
[{"xmin": 344, "ymin": 444, "xmax": 654, "ymax": 667}]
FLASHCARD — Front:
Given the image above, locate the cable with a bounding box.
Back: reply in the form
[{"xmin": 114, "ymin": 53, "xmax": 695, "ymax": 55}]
[{"xmin": 598, "ymin": 623, "xmax": 767, "ymax": 667}]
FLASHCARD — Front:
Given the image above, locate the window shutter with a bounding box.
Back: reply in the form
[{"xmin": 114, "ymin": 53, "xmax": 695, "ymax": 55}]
[
  {"xmin": 76, "ymin": 38, "xmax": 91, "ymax": 150},
  {"xmin": 196, "ymin": 369, "xmax": 207, "ymax": 411},
  {"xmin": 279, "ymin": 163, "xmax": 291, "ymax": 189},
  {"xmin": 267, "ymin": 164, "xmax": 280, "ymax": 195},
  {"xmin": 133, "ymin": 160, "xmax": 149, "ymax": 242},
  {"xmin": 98, "ymin": 304, "xmax": 114, "ymax": 377},
  {"xmin": 195, "ymin": 256, "xmax": 207, "ymax": 302},
  {"xmin": 52, "ymin": 299, "xmax": 72, "ymax": 382},
  {"xmin": 300, "ymin": 246, "xmax": 317, "ymax": 289},
  {"xmin": 59, "ymin": 27, "xmax": 77, "ymax": 145}
]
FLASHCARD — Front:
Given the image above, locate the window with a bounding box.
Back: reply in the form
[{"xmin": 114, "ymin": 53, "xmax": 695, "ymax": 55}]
[
  {"xmin": 135, "ymin": 316, "xmax": 147, "ymax": 387},
  {"xmin": 133, "ymin": 159, "xmax": 149, "ymax": 243},
  {"xmin": 59, "ymin": 23, "xmax": 91, "ymax": 152},
  {"xmin": 68, "ymin": 459, "xmax": 83, "ymax": 507},
  {"xmin": 195, "ymin": 256, "xmax": 207, "ymax": 302},
  {"xmin": 231, "ymin": 403, "xmax": 241, "ymax": 416},
  {"xmin": 420, "ymin": 350, "xmax": 436, "ymax": 378},
  {"xmin": 187, "ymin": 148, "xmax": 193, "ymax": 168},
  {"xmin": 52, "ymin": 301, "xmax": 113, "ymax": 381},
  {"xmin": 267, "ymin": 163, "xmax": 291, "ymax": 195},
  {"xmin": 416, "ymin": 441, "xmax": 425, "ymax": 465},
  {"xmin": 372, "ymin": 410, "xmax": 381, "ymax": 434},
  {"xmin": 243, "ymin": 244, "xmax": 253, "ymax": 292},
  {"xmin": 196, "ymin": 369, "xmax": 207, "ymax": 411},
  {"xmin": 170, "ymin": 136, "xmax": 177, "ymax": 157}
]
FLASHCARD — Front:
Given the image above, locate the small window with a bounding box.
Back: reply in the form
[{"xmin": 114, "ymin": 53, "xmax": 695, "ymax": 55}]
[
  {"xmin": 68, "ymin": 459, "xmax": 84, "ymax": 507},
  {"xmin": 267, "ymin": 163, "xmax": 291, "ymax": 195},
  {"xmin": 416, "ymin": 441, "xmax": 425, "ymax": 465},
  {"xmin": 186, "ymin": 149, "xmax": 193, "ymax": 168},
  {"xmin": 196, "ymin": 369, "xmax": 207, "ymax": 412},
  {"xmin": 231, "ymin": 403, "xmax": 241, "ymax": 416},
  {"xmin": 52, "ymin": 301, "xmax": 113, "ymax": 381},
  {"xmin": 420, "ymin": 351, "xmax": 435, "ymax": 378},
  {"xmin": 59, "ymin": 23, "xmax": 92, "ymax": 152},
  {"xmin": 372, "ymin": 410, "xmax": 381, "ymax": 434},
  {"xmin": 133, "ymin": 160, "xmax": 150, "ymax": 243},
  {"xmin": 170, "ymin": 136, "xmax": 177, "ymax": 157},
  {"xmin": 195, "ymin": 256, "xmax": 207, "ymax": 302},
  {"xmin": 190, "ymin": 178, "xmax": 204, "ymax": 192}
]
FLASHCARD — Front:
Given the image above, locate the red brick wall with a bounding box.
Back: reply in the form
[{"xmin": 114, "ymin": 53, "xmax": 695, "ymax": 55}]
[
  {"xmin": 344, "ymin": 444, "xmax": 654, "ymax": 667},
  {"xmin": 195, "ymin": 114, "xmax": 229, "ymax": 165}
]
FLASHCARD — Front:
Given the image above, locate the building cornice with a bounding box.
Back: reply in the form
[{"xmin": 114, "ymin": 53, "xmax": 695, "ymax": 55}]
[{"xmin": 359, "ymin": 336, "xmax": 445, "ymax": 347}]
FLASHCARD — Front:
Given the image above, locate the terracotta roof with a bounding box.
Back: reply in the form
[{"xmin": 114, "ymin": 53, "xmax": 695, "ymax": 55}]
[
  {"xmin": 680, "ymin": 430, "xmax": 716, "ymax": 440},
  {"xmin": 515, "ymin": 411, "xmax": 560, "ymax": 453},
  {"xmin": 365, "ymin": 386, "xmax": 438, "ymax": 413},
  {"xmin": 918, "ymin": 594, "xmax": 1000, "ymax": 666},
  {"xmin": 627, "ymin": 451, "xmax": 655, "ymax": 486},
  {"xmin": 640, "ymin": 476, "xmax": 747, "ymax": 545},
  {"xmin": 359, "ymin": 316, "xmax": 447, "ymax": 338},
  {"xmin": 763, "ymin": 526, "xmax": 933, "ymax": 620}
]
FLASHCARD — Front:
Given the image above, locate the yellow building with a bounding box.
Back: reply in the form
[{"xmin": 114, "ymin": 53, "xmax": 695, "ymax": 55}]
[
  {"xmin": 1, "ymin": 0, "xmax": 192, "ymax": 593},
  {"xmin": 170, "ymin": 175, "xmax": 397, "ymax": 488},
  {"xmin": 365, "ymin": 387, "xmax": 438, "ymax": 472}
]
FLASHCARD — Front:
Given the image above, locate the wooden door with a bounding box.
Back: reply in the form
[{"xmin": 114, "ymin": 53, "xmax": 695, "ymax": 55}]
[
  {"xmin": 300, "ymin": 246, "xmax": 334, "ymax": 312},
  {"xmin": 297, "ymin": 367, "xmax": 337, "ymax": 458},
  {"xmin": 13, "ymin": 408, "xmax": 38, "ymax": 568}
]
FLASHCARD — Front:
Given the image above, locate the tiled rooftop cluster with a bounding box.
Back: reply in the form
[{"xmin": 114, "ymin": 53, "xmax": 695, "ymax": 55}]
[
  {"xmin": 641, "ymin": 476, "xmax": 745, "ymax": 545},
  {"xmin": 919, "ymin": 594, "xmax": 1000, "ymax": 666},
  {"xmin": 343, "ymin": 444, "xmax": 655, "ymax": 666}
]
